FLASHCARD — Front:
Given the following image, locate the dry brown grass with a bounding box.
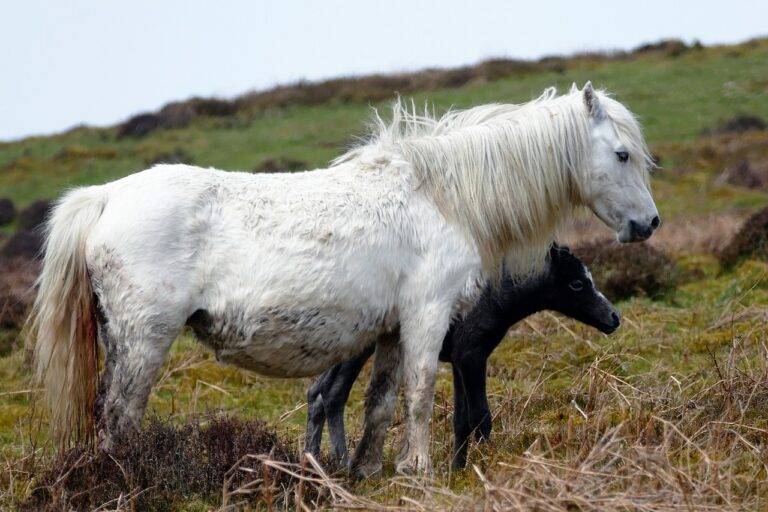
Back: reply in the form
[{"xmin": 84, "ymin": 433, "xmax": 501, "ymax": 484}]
[
  {"xmin": 214, "ymin": 336, "xmax": 768, "ymax": 512},
  {"xmin": 463, "ymin": 343, "xmax": 768, "ymax": 511}
]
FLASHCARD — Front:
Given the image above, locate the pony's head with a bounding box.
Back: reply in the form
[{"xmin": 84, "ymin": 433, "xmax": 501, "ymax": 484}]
[
  {"xmin": 542, "ymin": 244, "xmax": 620, "ymax": 334},
  {"xmin": 347, "ymin": 86, "xmax": 660, "ymax": 275},
  {"xmin": 576, "ymin": 82, "xmax": 660, "ymax": 243}
]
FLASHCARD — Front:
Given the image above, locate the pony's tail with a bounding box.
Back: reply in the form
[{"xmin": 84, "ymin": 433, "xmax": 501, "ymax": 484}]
[{"xmin": 27, "ymin": 186, "xmax": 107, "ymax": 449}]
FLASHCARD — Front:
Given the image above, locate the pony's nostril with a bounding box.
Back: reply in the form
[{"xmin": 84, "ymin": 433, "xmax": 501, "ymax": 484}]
[
  {"xmin": 611, "ymin": 312, "xmax": 620, "ymax": 325},
  {"xmin": 650, "ymin": 215, "xmax": 661, "ymax": 230},
  {"xmin": 628, "ymin": 219, "xmax": 653, "ymax": 241}
]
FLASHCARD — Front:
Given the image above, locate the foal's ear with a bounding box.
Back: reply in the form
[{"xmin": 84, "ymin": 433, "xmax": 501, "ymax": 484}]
[
  {"xmin": 549, "ymin": 243, "xmax": 571, "ymax": 261},
  {"xmin": 583, "ymin": 81, "xmax": 605, "ymax": 119}
]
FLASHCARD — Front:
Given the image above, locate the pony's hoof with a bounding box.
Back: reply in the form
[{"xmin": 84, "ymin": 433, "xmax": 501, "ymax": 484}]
[{"xmin": 395, "ymin": 452, "xmax": 432, "ymax": 476}]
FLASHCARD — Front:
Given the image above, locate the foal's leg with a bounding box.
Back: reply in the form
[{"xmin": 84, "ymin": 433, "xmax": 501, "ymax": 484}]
[
  {"xmin": 451, "ymin": 365, "xmax": 472, "ymax": 469},
  {"xmin": 472, "ymin": 364, "xmax": 492, "ymax": 442},
  {"xmin": 306, "ymin": 370, "xmax": 335, "ymax": 457},
  {"xmin": 305, "ymin": 345, "xmax": 374, "ymax": 463},
  {"xmin": 452, "ymin": 348, "xmax": 491, "ymax": 469},
  {"xmin": 395, "ymin": 305, "xmax": 451, "ymax": 475},
  {"xmin": 325, "ymin": 346, "xmax": 375, "ymax": 464},
  {"xmin": 349, "ymin": 334, "xmax": 401, "ymax": 479}
]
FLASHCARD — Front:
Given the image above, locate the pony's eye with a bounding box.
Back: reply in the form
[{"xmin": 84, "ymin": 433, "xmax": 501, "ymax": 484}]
[
  {"xmin": 616, "ymin": 151, "xmax": 629, "ymax": 163},
  {"xmin": 569, "ymin": 280, "xmax": 584, "ymax": 291}
]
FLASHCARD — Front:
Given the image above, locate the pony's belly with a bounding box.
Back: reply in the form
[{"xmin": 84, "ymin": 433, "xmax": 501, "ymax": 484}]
[
  {"xmin": 213, "ymin": 335, "xmax": 373, "ymax": 377},
  {"xmin": 188, "ymin": 306, "xmax": 390, "ymax": 377}
]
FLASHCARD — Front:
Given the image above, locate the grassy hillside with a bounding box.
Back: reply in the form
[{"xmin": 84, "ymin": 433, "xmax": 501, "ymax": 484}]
[
  {"xmin": 1, "ymin": 38, "xmax": 768, "ymax": 510},
  {"xmin": 2, "ymin": 38, "xmax": 768, "ymax": 208}
]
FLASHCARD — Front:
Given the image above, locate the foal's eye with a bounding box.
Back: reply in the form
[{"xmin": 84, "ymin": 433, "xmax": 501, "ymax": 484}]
[
  {"xmin": 615, "ymin": 151, "xmax": 629, "ymax": 163},
  {"xmin": 569, "ymin": 280, "xmax": 584, "ymax": 291}
]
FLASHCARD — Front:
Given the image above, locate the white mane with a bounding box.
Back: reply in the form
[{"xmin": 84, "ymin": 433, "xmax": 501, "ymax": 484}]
[{"xmin": 337, "ymin": 86, "xmax": 652, "ymax": 276}]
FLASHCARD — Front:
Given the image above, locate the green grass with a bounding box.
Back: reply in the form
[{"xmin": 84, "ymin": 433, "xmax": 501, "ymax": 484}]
[{"xmin": 1, "ymin": 38, "xmax": 768, "ymax": 510}]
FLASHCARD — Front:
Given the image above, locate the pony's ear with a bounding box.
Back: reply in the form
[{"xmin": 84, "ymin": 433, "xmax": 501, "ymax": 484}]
[
  {"xmin": 569, "ymin": 82, "xmax": 579, "ymax": 93},
  {"xmin": 583, "ymin": 81, "xmax": 605, "ymax": 119}
]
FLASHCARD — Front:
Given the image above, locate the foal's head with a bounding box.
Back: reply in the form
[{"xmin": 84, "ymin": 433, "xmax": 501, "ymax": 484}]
[
  {"xmin": 541, "ymin": 244, "xmax": 620, "ymax": 334},
  {"xmin": 577, "ymin": 82, "xmax": 661, "ymax": 243}
]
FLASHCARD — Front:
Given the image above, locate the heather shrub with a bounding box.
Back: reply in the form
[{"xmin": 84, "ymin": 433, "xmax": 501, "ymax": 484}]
[
  {"xmin": 719, "ymin": 206, "xmax": 768, "ymax": 267},
  {"xmin": 24, "ymin": 415, "xmax": 296, "ymax": 511},
  {"xmin": 705, "ymin": 115, "xmax": 767, "ymax": 136},
  {"xmin": 17, "ymin": 199, "xmax": 53, "ymax": 231},
  {"xmin": 0, "ymin": 198, "xmax": 16, "ymax": 226},
  {"xmin": 574, "ymin": 239, "xmax": 680, "ymax": 301},
  {"xmin": 252, "ymin": 157, "xmax": 308, "ymax": 172},
  {"xmin": 0, "ymin": 257, "xmax": 37, "ymax": 332}
]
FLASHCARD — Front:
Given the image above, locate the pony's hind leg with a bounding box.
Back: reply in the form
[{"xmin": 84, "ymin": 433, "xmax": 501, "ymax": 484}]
[
  {"xmin": 349, "ymin": 334, "xmax": 401, "ymax": 479},
  {"xmin": 99, "ymin": 320, "xmax": 181, "ymax": 450},
  {"xmin": 94, "ymin": 318, "xmax": 115, "ymax": 432}
]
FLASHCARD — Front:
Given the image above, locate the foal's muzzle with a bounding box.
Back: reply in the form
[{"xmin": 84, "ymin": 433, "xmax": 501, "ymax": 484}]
[{"xmin": 598, "ymin": 310, "xmax": 621, "ymax": 334}]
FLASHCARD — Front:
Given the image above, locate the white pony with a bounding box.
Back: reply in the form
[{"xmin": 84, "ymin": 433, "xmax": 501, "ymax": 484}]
[{"xmin": 29, "ymin": 83, "xmax": 659, "ymax": 476}]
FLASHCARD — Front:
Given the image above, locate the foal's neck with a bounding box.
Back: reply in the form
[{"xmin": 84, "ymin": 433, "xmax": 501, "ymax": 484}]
[{"xmin": 495, "ymin": 273, "xmax": 550, "ymax": 322}]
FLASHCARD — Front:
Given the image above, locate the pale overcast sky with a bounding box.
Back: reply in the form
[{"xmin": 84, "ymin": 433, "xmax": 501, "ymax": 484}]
[{"xmin": 2, "ymin": 0, "xmax": 766, "ymax": 141}]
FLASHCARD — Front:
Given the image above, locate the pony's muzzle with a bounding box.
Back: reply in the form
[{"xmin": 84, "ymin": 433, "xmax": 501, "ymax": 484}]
[{"xmin": 619, "ymin": 215, "xmax": 661, "ymax": 243}]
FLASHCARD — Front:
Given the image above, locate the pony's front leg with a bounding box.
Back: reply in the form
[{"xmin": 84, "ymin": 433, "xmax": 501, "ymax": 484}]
[{"xmin": 395, "ymin": 305, "xmax": 451, "ymax": 475}]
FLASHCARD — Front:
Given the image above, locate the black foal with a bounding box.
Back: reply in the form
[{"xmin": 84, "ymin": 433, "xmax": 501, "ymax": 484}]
[{"xmin": 305, "ymin": 244, "xmax": 620, "ymax": 469}]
